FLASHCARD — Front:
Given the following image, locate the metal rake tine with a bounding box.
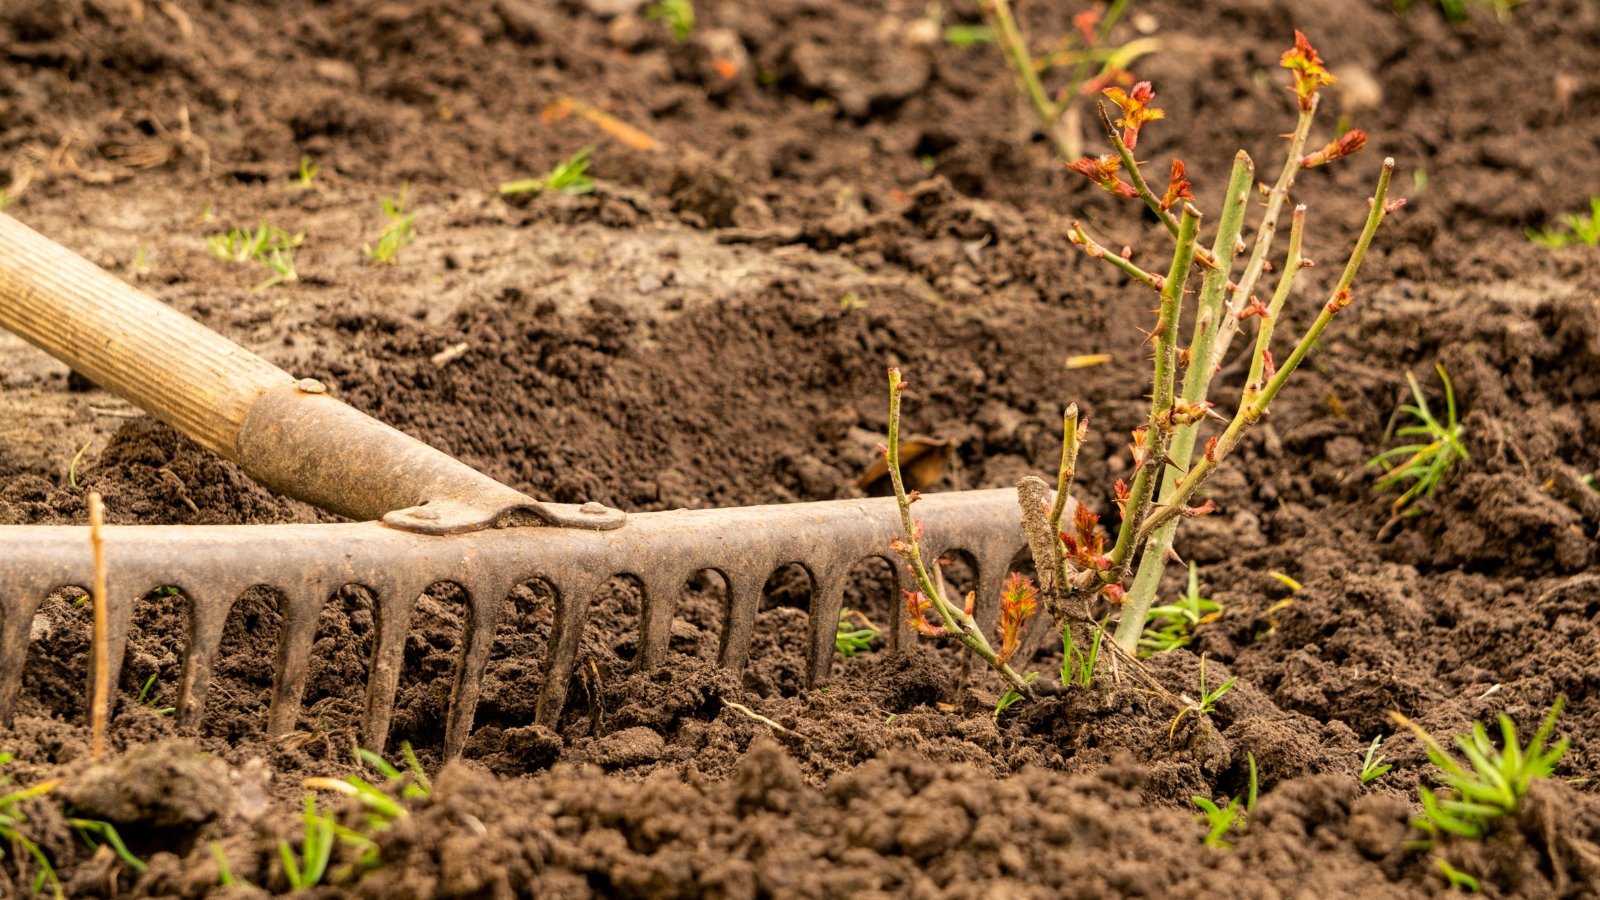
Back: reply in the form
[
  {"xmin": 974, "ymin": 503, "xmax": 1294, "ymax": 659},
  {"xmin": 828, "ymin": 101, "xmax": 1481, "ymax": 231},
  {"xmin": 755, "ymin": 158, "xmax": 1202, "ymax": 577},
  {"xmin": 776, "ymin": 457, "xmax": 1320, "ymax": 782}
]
[
  {"xmin": 533, "ymin": 572, "xmax": 607, "ymax": 729},
  {"xmin": 173, "ymin": 580, "xmax": 245, "ymax": 730},
  {"xmin": 804, "ymin": 569, "xmax": 848, "ymax": 689},
  {"xmin": 359, "ymin": 573, "xmax": 430, "ymax": 754},
  {"xmin": 266, "ymin": 577, "xmax": 332, "ymax": 739},
  {"xmin": 442, "ymin": 572, "xmax": 516, "ymax": 761}
]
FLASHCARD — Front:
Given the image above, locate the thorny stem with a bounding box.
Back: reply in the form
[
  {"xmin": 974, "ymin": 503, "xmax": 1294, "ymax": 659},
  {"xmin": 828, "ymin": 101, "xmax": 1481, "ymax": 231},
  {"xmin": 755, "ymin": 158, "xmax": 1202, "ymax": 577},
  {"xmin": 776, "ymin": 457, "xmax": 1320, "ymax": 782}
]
[
  {"xmin": 1136, "ymin": 159, "xmax": 1397, "ymax": 545},
  {"xmin": 1111, "ymin": 154, "xmax": 1253, "ymax": 650},
  {"xmin": 887, "ymin": 369, "xmax": 1033, "ymax": 694},
  {"xmin": 88, "ymin": 492, "xmax": 108, "ymax": 760},
  {"xmin": 1067, "ymin": 221, "xmax": 1165, "ymax": 290},
  {"xmin": 1114, "ymin": 104, "xmax": 1316, "ymax": 652},
  {"xmin": 982, "ymin": 0, "xmax": 1073, "ymax": 161},
  {"xmin": 1096, "ymin": 105, "xmax": 1219, "ymax": 271},
  {"xmin": 1207, "ymin": 100, "xmax": 1319, "ymax": 377},
  {"xmin": 1246, "ymin": 205, "xmax": 1309, "ymax": 392},
  {"xmin": 1109, "ymin": 204, "xmax": 1201, "ymax": 571}
]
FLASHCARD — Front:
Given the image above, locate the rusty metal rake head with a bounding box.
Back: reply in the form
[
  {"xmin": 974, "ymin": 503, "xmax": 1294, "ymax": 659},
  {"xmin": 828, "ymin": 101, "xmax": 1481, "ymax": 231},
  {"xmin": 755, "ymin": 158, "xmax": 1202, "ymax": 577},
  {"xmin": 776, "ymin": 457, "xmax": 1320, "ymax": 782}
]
[{"xmin": 0, "ymin": 491, "xmax": 1026, "ymax": 758}]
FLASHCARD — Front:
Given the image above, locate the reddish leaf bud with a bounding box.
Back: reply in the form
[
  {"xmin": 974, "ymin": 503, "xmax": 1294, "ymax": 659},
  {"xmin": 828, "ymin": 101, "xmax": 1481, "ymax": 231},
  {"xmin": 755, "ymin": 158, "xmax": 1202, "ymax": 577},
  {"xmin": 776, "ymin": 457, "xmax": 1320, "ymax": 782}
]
[{"xmin": 1301, "ymin": 129, "xmax": 1368, "ymax": 168}]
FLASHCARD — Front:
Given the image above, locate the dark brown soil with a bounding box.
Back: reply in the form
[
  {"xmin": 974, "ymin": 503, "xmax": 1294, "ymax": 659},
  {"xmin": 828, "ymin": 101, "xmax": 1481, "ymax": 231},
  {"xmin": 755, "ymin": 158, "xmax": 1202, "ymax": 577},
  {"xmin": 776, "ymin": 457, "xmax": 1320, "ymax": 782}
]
[{"xmin": 3, "ymin": 0, "xmax": 1600, "ymax": 896}]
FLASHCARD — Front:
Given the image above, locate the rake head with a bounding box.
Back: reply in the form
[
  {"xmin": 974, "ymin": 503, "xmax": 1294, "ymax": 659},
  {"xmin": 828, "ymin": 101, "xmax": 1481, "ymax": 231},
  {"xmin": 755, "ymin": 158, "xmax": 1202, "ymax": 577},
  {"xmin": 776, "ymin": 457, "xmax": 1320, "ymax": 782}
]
[{"xmin": 0, "ymin": 490, "xmax": 1026, "ymax": 758}]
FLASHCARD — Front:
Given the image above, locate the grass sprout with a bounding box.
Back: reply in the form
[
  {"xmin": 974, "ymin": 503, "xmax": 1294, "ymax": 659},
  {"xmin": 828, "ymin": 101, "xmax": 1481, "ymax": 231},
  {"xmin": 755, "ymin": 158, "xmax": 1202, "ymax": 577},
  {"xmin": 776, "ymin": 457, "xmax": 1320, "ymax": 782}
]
[
  {"xmin": 1391, "ymin": 698, "xmax": 1568, "ymax": 843},
  {"xmin": 645, "ymin": 0, "xmax": 695, "ymax": 41},
  {"xmin": 206, "ymin": 221, "xmax": 302, "ymax": 290},
  {"xmin": 1361, "ymin": 735, "xmax": 1394, "ymax": 785},
  {"xmin": 1138, "ymin": 562, "xmax": 1221, "ymax": 657},
  {"xmin": 1395, "ymin": 0, "xmax": 1523, "ymax": 22},
  {"xmin": 296, "ymin": 156, "xmax": 319, "ymax": 188},
  {"xmin": 69, "ymin": 819, "xmax": 147, "ymax": 874},
  {"xmin": 1368, "ymin": 364, "xmax": 1467, "ymax": 520},
  {"xmin": 134, "ymin": 674, "xmax": 175, "ymax": 716},
  {"xmin": 1170, "ymin": 653, "xmax": 1237, "ymax": 742},
  {"xmin": 943, "ymin": 24, "xmax": 995, "ymax": 47},
  {"xmin": 835, "ymin": 608, "xmax": 881, "ymax": 658},
  {"xmin": 1191, "ymin": 752, "xmax": 1258, "ymax": 849},
  {"xmin": 994, "ymin": 672, "xmax": 1040, "ymax": 719},
  {"xmin": 1435, "ymin": 857, "xmax": 1482, "ymax": 892},
  {"xmin": 1525, "ymin": 196, "xmax": 1600, "ymax": 249},
  {"xmin": 1060, "ymin": 619, "xmax": 1106, "ymax": 688},
  {"xmin": 278, "ymin": 795, "xmax": 336, "ymax": 890},
  {"xmin": 500, "ymin": 147, "xmax": 596, "ymax": 197},
  {"xmin": 0, "ymin": 754, "xmax": 62, "ymax": 900},
  {"xmin": 211, "ymin": 841, "xmax": 242, "ymax": 887},
  {"xmin": 364, "ymin": 184, "xmax": 417, "ymax": 266}
]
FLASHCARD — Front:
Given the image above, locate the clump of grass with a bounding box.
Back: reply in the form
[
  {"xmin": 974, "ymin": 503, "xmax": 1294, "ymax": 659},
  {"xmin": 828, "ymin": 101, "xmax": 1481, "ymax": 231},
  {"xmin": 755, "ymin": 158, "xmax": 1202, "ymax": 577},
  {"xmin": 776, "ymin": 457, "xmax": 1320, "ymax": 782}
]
[
  {"xmin": 835, "ymin": 608, "xmax": 880, "ymax": 658},
  {"xmin": 500, "ymin": 147, "xmax": 596, "ymax": 197},
  {"xmin": 206, "ymin": 221, "xmax": 302, "ymax": 290},
  {"xmin": 1368, "ymin": 364, "xmax": 1468, "ymax": 530},
  {"xmin": 300, "ymin": 742, "xmax": 431, "ymax": 875},
  {"xmin": 645, "ymin": 0, "xmax": 695, "ymax": 42},
  {"xmin": 1392, "ymin": 699, "xmax": 1568, "ymax": 843},
  {"xmin": 364, "ymin": 184, "xmax": 417, "ymax": 266},
  {"xmin": 1191, "ymin": 752, "xmax": 1258, "ymax": 850},
  {"xmin": 1392, "ymin": 699, "xmax": 1567, "ymax": 893},
  {"xmin": 1060, "ymin": 619, "xmax": 1106, "ymax": 688},
  {"xmin": 278, "ymin": 795, "xmax": 336, "ymax": 890},
  {"xmin": 295, "ymin": 155, "xmax": 319, "ymax": 188},
  {"xmin": 0, "ymin": 754, "xmax": 62, "ymax": 899},
  {"xmin": 1525, "ymin": 196, "xmax": 1600, "ymax": 249},
  {"xmin": 1361, "ymin": 735, "xmax": 1394, "ymax": 785},
  {"xmin": 1138, "ymin": 562, "xmax": 1221, "ymax": 657}
]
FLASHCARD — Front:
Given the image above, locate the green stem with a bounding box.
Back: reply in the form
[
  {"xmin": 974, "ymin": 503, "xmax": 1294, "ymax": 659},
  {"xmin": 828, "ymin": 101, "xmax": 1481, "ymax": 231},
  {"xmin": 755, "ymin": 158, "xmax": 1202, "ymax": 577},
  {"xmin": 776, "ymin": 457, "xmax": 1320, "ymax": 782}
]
[
  {"xmin": 982, "ymin": 0, "xmax": 1072, "ymax": 161},
  {"xmin": 886, "ymin": 369, "xmax": 1032, "ymax": 693},
  {"xmin": 1135, "ymin": 159, "xmax": 1396, "ymax": 544},
  {"xmin": 1110, "ymin": 155, "xmax": 1254, "ymax": 651},
  {"xmin": 1109, "ymin": 204, "xmax": 1201, "ymax": 570},
  {"xmin": 1096, "ymin": 105, "xmax": 1220, "ymax": 271},
  {"xmin": 1059, "ymin": 0, "xmax": 1133, "ymax": 105},
  {"xmin": 1245, "ymin": 205, "xmax": 1308, "ymax": 393},
  {"xmin": 1206, "ymin": 100, "xmax": 1319, "ymax": 378},
  {"xmin": 1067, "ymin": 221, "xmax": 1166, "ymax": 290}
]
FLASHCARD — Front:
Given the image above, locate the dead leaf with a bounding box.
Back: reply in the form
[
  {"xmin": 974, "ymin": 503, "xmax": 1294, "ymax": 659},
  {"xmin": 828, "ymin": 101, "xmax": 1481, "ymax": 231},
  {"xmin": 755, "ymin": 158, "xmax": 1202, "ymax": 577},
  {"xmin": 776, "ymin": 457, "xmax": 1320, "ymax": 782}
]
[{"xmin": 856, "ymin": 435, "xmax": 955, "ymax": 495}]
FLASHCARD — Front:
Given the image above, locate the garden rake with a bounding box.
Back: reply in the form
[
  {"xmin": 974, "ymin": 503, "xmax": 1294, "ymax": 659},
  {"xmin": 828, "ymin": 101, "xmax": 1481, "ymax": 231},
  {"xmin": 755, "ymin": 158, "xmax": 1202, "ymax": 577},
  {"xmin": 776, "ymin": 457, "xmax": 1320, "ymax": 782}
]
[{"xmin": 0, "ymin": 213, "xmax": 1029, "ymax": 758}]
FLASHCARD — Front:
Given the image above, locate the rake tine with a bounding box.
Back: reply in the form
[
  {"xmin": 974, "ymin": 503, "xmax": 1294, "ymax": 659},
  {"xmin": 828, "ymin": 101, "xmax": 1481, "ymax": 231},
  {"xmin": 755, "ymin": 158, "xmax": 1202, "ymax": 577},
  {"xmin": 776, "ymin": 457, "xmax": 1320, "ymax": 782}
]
[
  {"xmin": 359, "ymin": 573, "xmax": 429, "ymax": 754},
  {"xmin": 533, "ymin": 572, "xmax": 607, "ymax": 729},
  {"xmin": 715, "ymin": 570, "xmax": 769, "ymax": 675},
  {"xmin": 635, "ymin": 568, "xmax": 694, "ymax": 672},
  {"xmin": 174, "ymin": 581, "xmax": 244, "ymax": 730},
  {"xmin": 804, "ymin": 569, "xmax": 848, "ymax": 689},
  {"xmin": 442, "ymin": 572, "xmax": 515, "ymax": 761},
  {"xmin": 0, "ymin": 578, "xmax": 53, "ymax": 727},
  {"xmin": 266, "ymin": 577, "xmax": 329, "ymax": 739},
  {"xmin": 95, "ymin": 569, "xmax": 139, "ymax": 722}
]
